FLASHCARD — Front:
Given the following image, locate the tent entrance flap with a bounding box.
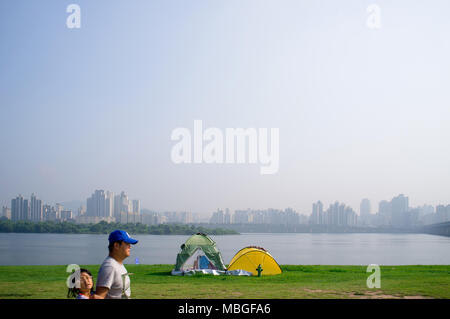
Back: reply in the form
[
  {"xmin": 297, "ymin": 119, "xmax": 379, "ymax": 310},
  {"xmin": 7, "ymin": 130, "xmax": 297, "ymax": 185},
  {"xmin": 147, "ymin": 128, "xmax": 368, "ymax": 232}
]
[
  {"xmin": 180, "ymin": 248, "xmax": 216, "ymax": 271},
  {"xmin": 227, "ymin": 246, "xmax": 282, "ymax": 276}
]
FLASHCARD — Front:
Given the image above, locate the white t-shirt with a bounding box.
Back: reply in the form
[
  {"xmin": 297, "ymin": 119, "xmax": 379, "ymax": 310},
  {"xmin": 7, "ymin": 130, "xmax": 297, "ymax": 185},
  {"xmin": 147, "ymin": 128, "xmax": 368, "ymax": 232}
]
[{"xmin": 96, "ymin": 256, "xmax": 131, "ymax": 299}]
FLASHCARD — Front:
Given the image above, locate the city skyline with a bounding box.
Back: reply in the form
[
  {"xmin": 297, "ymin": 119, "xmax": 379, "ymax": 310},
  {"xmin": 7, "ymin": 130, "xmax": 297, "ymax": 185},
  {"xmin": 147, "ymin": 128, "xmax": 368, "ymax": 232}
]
[
  {"xmin": 3, "ymin": 189, "xmax": 449, "ymax": 232},
  {"xmin": 2, "ymin": 190, "xmax": 448, "ymax": 217},
  {"xmin": 2, "ymin": 190, "xmax": 449, "ymax": 218},
  {"xmin": 3, "ymin": 189, "xmax": 450, "ymax": 230},
  {"xmin": 4, "ymin": 191, "xmax": 449, "ymax": 229}
]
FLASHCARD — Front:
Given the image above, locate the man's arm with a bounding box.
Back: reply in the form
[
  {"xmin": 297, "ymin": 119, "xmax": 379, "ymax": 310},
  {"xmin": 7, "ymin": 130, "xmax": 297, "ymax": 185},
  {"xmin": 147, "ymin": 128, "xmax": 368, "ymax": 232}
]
[
  {"xmin": 94, "ymin": 264, "xmax": 113, "ymax": 299},
  {"xmin": 90, "ymin": 286, "xmax": 109, "ymax": 299}
]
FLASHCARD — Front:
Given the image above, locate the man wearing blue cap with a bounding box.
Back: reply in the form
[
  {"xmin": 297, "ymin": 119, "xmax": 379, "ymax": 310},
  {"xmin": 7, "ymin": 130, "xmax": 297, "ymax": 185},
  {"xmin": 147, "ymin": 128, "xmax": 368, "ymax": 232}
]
[{"xmin": 93, "ymin": 230, "xmax": 138, "ymax": 299}]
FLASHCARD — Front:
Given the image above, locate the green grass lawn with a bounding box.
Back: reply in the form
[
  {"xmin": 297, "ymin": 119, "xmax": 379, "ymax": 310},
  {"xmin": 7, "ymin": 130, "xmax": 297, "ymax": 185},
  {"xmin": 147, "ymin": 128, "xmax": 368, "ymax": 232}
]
[{"xmin": 0, "ymin": 265, "xmax": 448, "ymax": 299}]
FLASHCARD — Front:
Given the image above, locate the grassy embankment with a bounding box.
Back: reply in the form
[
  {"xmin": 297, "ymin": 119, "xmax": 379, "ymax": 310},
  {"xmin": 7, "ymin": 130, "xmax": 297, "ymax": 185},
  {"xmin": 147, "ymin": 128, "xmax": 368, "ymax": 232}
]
[{"xmin": 0, "ymin": 264, "xmax": 448, "ymax": 299}]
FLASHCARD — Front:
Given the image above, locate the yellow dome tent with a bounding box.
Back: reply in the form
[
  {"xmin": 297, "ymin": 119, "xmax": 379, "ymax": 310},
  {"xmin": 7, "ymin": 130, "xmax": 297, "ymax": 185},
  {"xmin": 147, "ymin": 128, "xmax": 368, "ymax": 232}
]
[{"xmin": 227, "ymin": 246, "xmax": 282, "ymax": 276}]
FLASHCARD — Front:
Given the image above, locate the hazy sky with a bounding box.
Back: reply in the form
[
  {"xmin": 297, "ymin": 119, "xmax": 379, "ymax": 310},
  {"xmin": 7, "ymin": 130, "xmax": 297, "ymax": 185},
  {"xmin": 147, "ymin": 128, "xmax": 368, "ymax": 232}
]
[{"xmin": 1, "ymin": 0, "xmax": 449, "ymax": 215}]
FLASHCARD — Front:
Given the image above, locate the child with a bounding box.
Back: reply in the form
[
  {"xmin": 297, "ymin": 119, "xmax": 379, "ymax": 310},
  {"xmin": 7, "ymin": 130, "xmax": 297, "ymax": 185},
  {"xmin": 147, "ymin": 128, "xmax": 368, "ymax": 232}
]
[{"xmin": 67, "ymin": 268, "xmax": 95, "ymax": 299}]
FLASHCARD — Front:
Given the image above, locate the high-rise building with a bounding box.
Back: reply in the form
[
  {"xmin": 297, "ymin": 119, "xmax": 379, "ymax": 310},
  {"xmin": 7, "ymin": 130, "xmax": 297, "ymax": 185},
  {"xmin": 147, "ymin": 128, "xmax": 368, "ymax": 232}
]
[
  {"xmin": 391, "ymin": 194, "xmax": 409, "ymax": 213},
  {"xmin": 310, "ymin": 201, "xmax": 323, "ymax": 225},
  {"xmin": 55, "ymin": 203, "xmax": 64, "ymax": 219},
  {"xmin": 210, "ymin": 209, "xmax": 225, "ymax": 224},
  {"xmin": 1, "ymin": 206, "xmax": 11, "ymax": 219},
  {"xmin": 30, "ymin": 193, "xmax": 43, "ymax": 222},
  {"xmin": 132, "ymin": 200, "xmax": 140, "ymax": 214},
  {"xmin": 436, "ymin": 205, "xmax": 450, "ymax": 223},
  {"xmin": 86, "ymin": 190, "xmax": 113, "ymax": 218},
  {"xmin": 377, "ymin": 200, "xmax": 392, "ymax": 225},
  {"xmin": 345, "ymin": 206, "xmax": 358, "ymax": 226},
  {"xmin": 114, "ymin": 191, "xmax": 131, "ymax": 223},
  {"xmin": 391, "ymin": 194, "xmax": 409, "ymax": 227},
  {"xmin": 11, "ymin": 194, "xmax": 29, "ymax": 222},
  {"xmin": 310, "ymin": 201, "xmax": 356, "ymax": 226},
  {"xmin": 114, "ymin": 192, "xmax": 127, "ymax": 216},
  {"xmin": 78, "ymin": 206, "xmax": 86, "ymax": 217},
  {"xmin": 106, "ymin": 191, "xmax": 114, "ymax": 218},
  {"xmin": 43, "ymin": 205, "xmax": 57, "ymax": 222},
  {"xmin": 233, "ymin": 210, "xmax": 250, "ymax": 224},
  {"xmin": 23, "ymin": 199, "xmax": 30, "ymax": 220},
  {"xmin": 224, "ymin": 208, "xmax": 231, "ymax": 224},
  {"xmin": 330, "ymin": 202, "xmax": 339, "ymax": 225},
  {"xmin": 87, "ymin": 194, "xmax": 94, "ymax": 217},
  {"xmin": 283, "ymin": 208, "xmax": 300, "ymax": 225},
  {"xmin": 337, "ymin": 203, "xmax": 346, "ymax": 226},
  {"xmin": 124, "ymin": 199, "xmax": 140, "ymax": 224},
  {"xmin": 11, "ymin": 195, "xmax": 21, "ymax": 222},
  {"xmin": 360, "ymin": 198, "xmax": 371, "ymax": 225}
]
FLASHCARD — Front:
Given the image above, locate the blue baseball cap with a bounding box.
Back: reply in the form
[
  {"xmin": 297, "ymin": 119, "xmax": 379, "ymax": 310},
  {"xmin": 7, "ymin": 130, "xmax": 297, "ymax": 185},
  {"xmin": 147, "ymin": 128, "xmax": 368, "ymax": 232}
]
[{"xmin": 108, "ymin": 230, "xmax": 138, "ymax": 245}]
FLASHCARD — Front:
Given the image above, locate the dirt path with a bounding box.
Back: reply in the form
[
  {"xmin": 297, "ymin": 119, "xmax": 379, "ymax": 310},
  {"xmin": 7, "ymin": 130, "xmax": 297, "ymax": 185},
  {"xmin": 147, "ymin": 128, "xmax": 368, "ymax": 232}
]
[{"xmin": 302, "ymin": 288, "xmax": 430, "ymax": 299}]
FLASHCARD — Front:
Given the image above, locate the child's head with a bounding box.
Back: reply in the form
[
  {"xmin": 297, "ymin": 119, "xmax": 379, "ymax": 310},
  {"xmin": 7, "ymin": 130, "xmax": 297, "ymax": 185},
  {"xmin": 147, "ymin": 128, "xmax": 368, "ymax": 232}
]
[
  {"xmin": 67, "ymin": 268, "xmax": 94, "ymax": 298},
  {"xmin": 80, "ymin": 269, "xmax": 93, "ymax": 293}
]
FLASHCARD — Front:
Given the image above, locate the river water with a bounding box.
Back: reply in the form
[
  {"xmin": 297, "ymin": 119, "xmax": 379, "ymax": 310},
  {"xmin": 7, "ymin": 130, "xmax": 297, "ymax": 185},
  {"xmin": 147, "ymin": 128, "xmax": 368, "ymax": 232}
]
[{"xmin": 0, "ymin": 233, "xmax": 449, "ymax": 266}]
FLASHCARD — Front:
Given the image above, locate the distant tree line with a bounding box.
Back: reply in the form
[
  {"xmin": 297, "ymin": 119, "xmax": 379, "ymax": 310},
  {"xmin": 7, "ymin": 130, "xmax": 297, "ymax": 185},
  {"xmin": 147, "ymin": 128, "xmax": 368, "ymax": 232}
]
[{"xmin": 0, "ymin": 219, "xmax": 239, "ymax": 235}]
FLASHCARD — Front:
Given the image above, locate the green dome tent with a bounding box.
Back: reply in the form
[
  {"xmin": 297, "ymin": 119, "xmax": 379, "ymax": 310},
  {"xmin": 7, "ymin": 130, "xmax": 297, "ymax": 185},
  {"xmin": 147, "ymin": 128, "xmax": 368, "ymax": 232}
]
[{"xmin": 172, "ymin": 233, "xmax": 226, "ymax": 273}]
